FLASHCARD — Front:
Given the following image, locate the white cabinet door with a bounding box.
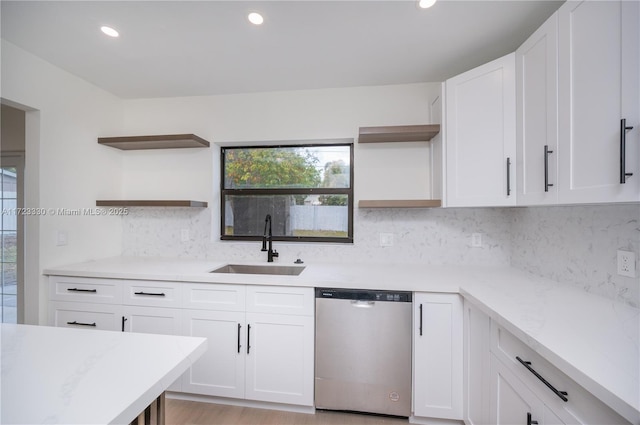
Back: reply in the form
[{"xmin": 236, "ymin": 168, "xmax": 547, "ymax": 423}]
[
  {"xmin": 516, "ymin": 12, "xmax": 559, "ymax": 205},
  {"xmin": 491, "ymin": 355, "xmax": 545, "ymax": 425},
  {"xmin": 558, "ymin": 0, "xmax": 640, "ymax": 203},
  {"xmin": 490, "ymin": 355, "xmax": 574, "ymax": 425},
  {"xmin": 445, "ymin": 53, "xmax": 516, "ymax": 207},
  {"xmin": 49, "ymin": 301, "xmax": 120, "ymax": 331},
  {"xmin": 463, "ymin": 300, "xmax": 491, "ymax": 425},
  {"xmin": 181, "ymin": 309, "xmax": 246, "ymax": 399},
  {"xmin": 122, "ymin": 305, "xmax": 181, "ymax": 335},
  {"xmin": 244, "ymin": 312, "xmax": 314, "ymax": 407},
  {"xmin": 122, "ymin": 305, "xmax": 182, "ymax": 391},
  {"xmin": 413, "ymin": 293, "xmax": 463, "ymax": 420}
]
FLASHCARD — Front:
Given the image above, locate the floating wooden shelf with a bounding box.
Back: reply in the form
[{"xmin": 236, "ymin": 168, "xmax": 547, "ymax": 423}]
[
  {"xmin": 358, "ymin": 125, "xmax": 440, "ymax": 143},
  {"xmin": 98, "ymin": 134, "xmax": 210, "ymax": 150},
  {"xmin": 96, "ymin": 200, "xmax": 208, "ymax": 208},
  {"xmin": 358, "ymin": 199, "xmax": 442, "ymax": 208}
]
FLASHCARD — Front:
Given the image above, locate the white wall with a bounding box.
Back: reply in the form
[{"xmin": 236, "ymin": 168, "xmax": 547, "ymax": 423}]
[
  {"xmin": 120, "ymin": 83, "xmax": 439, "ymax": 203},
  {"xmin": 1, "ymin": 41, "xmax": 124, "ymax": 324}
]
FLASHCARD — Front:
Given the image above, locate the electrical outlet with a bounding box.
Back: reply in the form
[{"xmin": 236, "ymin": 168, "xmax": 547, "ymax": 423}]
[
  {"xmin": 56, "ymin": 231, "xmax": 68, "ymax": 246},
  {"xmin": 379, "ymin": 233, "xmax": 394, "ymax": 247},
  {"xmin": 471, "ymin": 233, "xmax": 482, "ymax": 248},
  {"xmin": 617, "ymin": 250, "xmax": 636, "ymax": 278},
  {"xmin": 180, "ymin": 229, "xmax": 190, "ymax": 242}
]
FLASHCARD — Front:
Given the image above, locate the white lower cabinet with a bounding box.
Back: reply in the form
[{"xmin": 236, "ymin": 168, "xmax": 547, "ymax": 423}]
[
  {"xmin": 413, "ymin": 292, "xmax": 463, "ymax": 420},
  {"xmin": 180, "ymin": 285, "xmax": 315, "ymax": 407},
  {"xmin": 122, "ymin": 306, "xmax": 182, "ymax": 335},
  {"xmin": 244, "ymin": 312, "xmax": 314, "ymax": 406},
  {"xmin": 181, "ymin": 309, "xmax": 246, "ymax": 398},
  {"xmin": 491, "ymin": 354, "xmax": 567, "ymax": 425},
  {"xmin": 463, "ymin": 300, "xmax": 491, "ymax": 425},
  {"xmin": 120, "ymin": 305, "xmax": 182, "ymax": 391},
  {"xmin": 49, "ymin": 301, "xmax": 120, "ymax": 331},
  {"xmin": 463, "ymin": 299, "xmax": 631, "ymax": 425},
  {"xmin": 48, "ymin": 276, "xmax": 314, "ymax": 408}
]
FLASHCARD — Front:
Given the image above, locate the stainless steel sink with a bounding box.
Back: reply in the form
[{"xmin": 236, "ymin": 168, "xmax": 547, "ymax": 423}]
[{"xmin": 210, "ymin": 264, "xmax": 306, "ymax": 276}]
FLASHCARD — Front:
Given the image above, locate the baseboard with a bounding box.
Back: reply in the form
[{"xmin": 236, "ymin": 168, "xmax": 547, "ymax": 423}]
[
  {"xmin": 166, "ymin": 392, "xmax": 316, "ymax": 415},
  {"xmin": 409, "ymin": 415, "xmax": 463, "ymax": 425}
]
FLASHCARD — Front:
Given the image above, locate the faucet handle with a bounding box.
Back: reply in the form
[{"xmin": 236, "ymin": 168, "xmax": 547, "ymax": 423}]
[{"xmin": 272, "ymin": 250, "xmax": 279, "ymax": 258}]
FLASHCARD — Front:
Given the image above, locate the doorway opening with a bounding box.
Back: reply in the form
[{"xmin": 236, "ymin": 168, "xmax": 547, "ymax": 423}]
[{"xmin": 1, "ymin": 104, "xmax": 26, "ymax": 323}]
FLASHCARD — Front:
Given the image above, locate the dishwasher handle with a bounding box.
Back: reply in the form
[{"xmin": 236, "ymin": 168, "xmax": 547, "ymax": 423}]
[{"xmin": 350, "ymin": 300, "xmax": 375, "ymax": 308}]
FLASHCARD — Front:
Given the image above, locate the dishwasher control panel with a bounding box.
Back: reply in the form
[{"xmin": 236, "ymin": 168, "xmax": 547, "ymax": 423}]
[{"xmin": 315, "ymin": 288, "xmax": 412, "ymax": 302}]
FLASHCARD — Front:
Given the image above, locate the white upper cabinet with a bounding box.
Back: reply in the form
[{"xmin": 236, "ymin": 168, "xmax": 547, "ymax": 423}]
[
  {"xmin": 557, "ymin": 0, "xmax": 640, "ymax": 203},
  {"xmin": 516, "ymin": 12, "xmax": 559, "ymax": 205},
  {"xmin": 445, "ymin": 53, "xmax": 517, "ymax": 207}
]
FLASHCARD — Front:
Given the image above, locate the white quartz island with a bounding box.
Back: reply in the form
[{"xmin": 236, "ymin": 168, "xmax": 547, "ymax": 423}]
[{"xmin": 1, "ymin": 323, "xmax": 206, "ymax": 424}]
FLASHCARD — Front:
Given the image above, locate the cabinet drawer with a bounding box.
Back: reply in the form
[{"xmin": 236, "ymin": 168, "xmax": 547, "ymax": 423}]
[
  {"xmin": 182, "ymin": 283, "xmax": 245, "ymax": 311},
  {"xmin": 491, "ymin": 324, "xmax": 629, "ymax": 425},
  {"xmin": 123, "ymin": 280, "xmax": 181, "ymax": 308},
  {"xmin": 49, "ymin": 301, "xmax": 119, "ymax": 331},
  {"xmin": 246, "ymin": 286, "xmax": 314, "ymax": 316},
  {"xmin": 49, "ymin": 276, "xmax": 122, "ymax": 304}
]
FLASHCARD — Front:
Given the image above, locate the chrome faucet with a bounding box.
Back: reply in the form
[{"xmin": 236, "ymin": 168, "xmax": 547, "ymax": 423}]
[{"xmin": 261, "ymin": 214, "xmax": 279, "ymax": 262}]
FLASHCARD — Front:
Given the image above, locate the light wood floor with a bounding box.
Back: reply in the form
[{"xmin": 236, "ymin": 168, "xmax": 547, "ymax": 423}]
[{"xmin": 165, "ymin": 399, "xmax": 409, "ymax": 425}]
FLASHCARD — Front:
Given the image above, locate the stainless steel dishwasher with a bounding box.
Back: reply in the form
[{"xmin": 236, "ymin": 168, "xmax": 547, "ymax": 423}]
[{"xmin": 315, "ymin": 288, "xmax": 412, "ymax": 417}]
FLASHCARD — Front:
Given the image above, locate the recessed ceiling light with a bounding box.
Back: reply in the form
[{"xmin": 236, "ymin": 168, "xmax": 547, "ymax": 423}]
[
  {"xmin": 248, "ymin": 12, "xmax": 264, "ymax": 25},
  {"xmin": 100, "ymin": 26, "xmax": 119, "ymax": 38},
  {"xmin": 418, "ymin": 0, "xmax": 437, "ymax": 9}
]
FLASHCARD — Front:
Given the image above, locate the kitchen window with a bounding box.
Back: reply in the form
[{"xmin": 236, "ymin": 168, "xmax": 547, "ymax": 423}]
[{"xmin": 221, "ymin": 143, "xmax": 353, "ymax": 243}]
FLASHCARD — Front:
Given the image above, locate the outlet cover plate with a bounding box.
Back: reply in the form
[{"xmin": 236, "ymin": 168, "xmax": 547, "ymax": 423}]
[
  {"xmin": 380, "ymin": 233, "xmax": 394, "ymax": 247},
  {"xmin": 617, "ymin": 250, "xmax": 636, "ymax": 278}
]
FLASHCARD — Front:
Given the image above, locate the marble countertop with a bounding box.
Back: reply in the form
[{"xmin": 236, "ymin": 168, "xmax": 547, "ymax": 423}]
[
  {"xmin": 1, "ymin": 323, "xmax": 207, "ymax": 424},
  {"xmin": 44, "ymin": 256, "xmax": 640, "ymax": 423}
]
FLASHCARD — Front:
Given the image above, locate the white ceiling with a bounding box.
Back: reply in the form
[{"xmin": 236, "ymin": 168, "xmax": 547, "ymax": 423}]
[{"xmin": 1, "ymin": 0, "xmax": 563, "ymax": 99}]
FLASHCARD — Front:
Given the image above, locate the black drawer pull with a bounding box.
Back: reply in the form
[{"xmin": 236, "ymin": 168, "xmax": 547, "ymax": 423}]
[
  {"xmin": 419, "ymin": 304, "xmax": 423, "ymax": 336},
  {"xmin": 67, "ymin": 288, "xmax": 97, "ymax": 293},
  {"xmin": 527, "ymin": 412, "xmax": 538, "ymax": 425},
  {"xmin": 67, "ymin": 321, "xmax": 97, "ymax": 327},
  {"xmin": 247, "ymin": 324, "xmax": 251, "ymax": 355},
  {"xmin": 237, "ymin": 323, "xmax": 242, "ymax": 353},
  {"xmin": 134, "ymin": 291, "xmax": 166, "ymax": 297},
  {"xmin": 506, "ymin": 157, "xmax": 512, "ymax": 196},
  {"xmin": 544, "ymin": 145, "xmax": 554, "ymax": 192},
  {"xmin": 620, "ymin": 118, "xmax": 634, "ymax": 184},
  {"xmin": 516, "ymin": 356, "xmax": 568, "ymax": 402}
]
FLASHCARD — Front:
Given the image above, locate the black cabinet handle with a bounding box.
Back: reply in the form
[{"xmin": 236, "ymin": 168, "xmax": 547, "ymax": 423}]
[
  {"xmin": 121, "ymin": 316, "xmax": 127, "ymax": 332},
  {"xmin": 527, "ymin": 412, "xmax": 538, "ymax": 425},
  {"xmin": 419, "ymin": 304, "xmax": 423, "ymax": 336},
  {"xmin": 67, "ymin": 288, "xmax": 97, "ymax": 293},
  {"xmin": 506, "ymin": 157, "xmax": 512, "ymax": 196},
  {"xmin": 620, "ymin": 118, "xmax": 634, "ymax": 184},
  {"xmin": 544, "ymin": 145, "xmax": 554, "ymax": 192},
  {"xmin": 237, "ymin": 323, "xmax": 242, "ymax": 353},
  {"xmin": 67, "ymin": 320, "xmax": 96, "ymax": 327},
  {"xmin": 134, "ymin": 291, "xmax": 166, "ymax": 297},
  {"xmin": 247, "ymin": 324, "xmax": 251, "ymax": 354},
  {"xmin": 516, "ymin": 356, "xmax": 568, "ymax": 402}
]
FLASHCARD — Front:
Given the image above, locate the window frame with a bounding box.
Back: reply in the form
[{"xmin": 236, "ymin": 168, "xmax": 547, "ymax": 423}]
[{"xmin": 220, "ymin": 143, "xmax": 354, "ymax": 244}]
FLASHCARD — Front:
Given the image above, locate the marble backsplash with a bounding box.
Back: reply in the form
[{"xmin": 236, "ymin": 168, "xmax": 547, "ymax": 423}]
[
  {"xmin": 122, "ymin": 204, "xmax": 639, "ymax": 306},
  {"xmin": 122, "ymin": 207, "xmax": 512, "ymax": 266},
  {"xmin": 509, "ymin": 204, "xmax": 640, "ymax": 307}
]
